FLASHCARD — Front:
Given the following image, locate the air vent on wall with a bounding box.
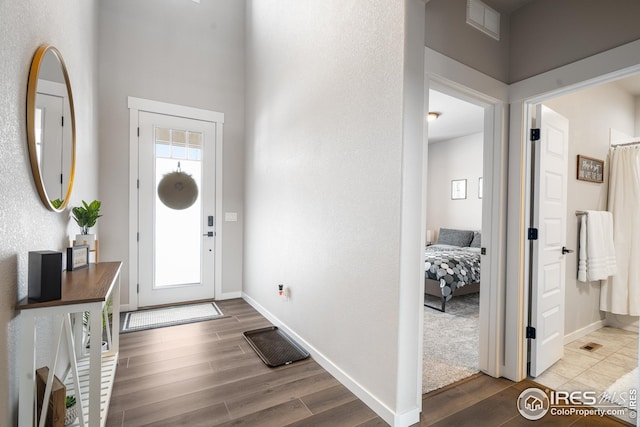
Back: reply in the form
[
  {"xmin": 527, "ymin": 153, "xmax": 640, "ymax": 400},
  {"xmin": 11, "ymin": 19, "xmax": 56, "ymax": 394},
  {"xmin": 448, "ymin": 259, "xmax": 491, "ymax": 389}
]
[{"xmin": 466, "ymin": 0, "xmax": 500, "ymax": 41}]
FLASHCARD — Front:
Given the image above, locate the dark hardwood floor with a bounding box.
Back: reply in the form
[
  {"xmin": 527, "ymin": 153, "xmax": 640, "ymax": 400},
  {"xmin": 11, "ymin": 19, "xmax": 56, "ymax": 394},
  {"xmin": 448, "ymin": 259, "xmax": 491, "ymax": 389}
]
[
  {"xmin": 107, "ymin": 298, "xmax": 381, "ymax": 426},
  {"xmin": 107, "ymin": 299, "xmax": 632, "ymax": 426},
  {"xmin": 421, "ymin": 373, "xmax": 632, "ymax": 427}
]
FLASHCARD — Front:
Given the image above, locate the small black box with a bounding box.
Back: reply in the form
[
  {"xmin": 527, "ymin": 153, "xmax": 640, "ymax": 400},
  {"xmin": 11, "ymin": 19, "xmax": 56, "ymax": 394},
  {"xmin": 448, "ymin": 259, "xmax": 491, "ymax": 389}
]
[{"xmin": 28, "ymin": 251, "xmax": 62, "ymax": 301}]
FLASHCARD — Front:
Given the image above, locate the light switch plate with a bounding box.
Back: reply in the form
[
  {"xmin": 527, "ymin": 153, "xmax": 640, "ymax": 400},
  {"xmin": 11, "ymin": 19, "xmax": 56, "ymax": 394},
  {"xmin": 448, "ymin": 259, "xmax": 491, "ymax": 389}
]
[{"xmin": 224, "ymin": 212, "xmax": 238, "ymax": 222}]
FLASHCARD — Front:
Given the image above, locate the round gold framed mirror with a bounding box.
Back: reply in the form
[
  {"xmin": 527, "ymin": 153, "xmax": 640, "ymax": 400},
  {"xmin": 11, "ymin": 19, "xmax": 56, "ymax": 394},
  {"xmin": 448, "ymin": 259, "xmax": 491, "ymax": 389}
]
[{"xmin": 26, "ymin": 45, "xmax": 76, "ymax": 212}]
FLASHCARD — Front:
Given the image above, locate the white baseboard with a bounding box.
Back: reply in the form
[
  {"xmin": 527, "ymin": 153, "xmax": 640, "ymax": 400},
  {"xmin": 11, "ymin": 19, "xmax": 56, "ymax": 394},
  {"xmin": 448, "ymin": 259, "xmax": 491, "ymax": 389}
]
[
  {"xmin": 241, "ymin": 292, "xmax": 419, "ymax": 427},
  {"xmin": 216, "ymin": 291, "xmax": 242, "ymax": 300},
  {"xmin": 604, "ymin": 313, "xmax": 639, "ymax": 333},
  {"xmin": 120, "ymin": 292, "xmax": 241, "ymax": 313},
  {"xmin": 564, "ymin": 319, "xmax": 605, "ymax": 345}
]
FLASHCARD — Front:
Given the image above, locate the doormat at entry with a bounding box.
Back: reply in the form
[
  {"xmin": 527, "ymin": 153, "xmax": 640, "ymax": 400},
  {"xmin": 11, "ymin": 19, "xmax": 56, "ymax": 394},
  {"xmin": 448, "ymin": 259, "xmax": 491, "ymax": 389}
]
[
  {"xmin": 120, "ymin": 302, "xmax": 224, "ymax": 333},
  {"xmin": 243, "ymin": 326, "xmax": 310, "ymax": 367}
]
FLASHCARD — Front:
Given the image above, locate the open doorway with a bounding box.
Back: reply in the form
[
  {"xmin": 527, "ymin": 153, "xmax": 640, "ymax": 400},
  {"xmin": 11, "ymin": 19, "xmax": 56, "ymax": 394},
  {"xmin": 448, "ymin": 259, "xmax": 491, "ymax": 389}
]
[
  {"xmin": 525, "ymin": 76, "xmax": 640, "ymax": 424},
  {"xmin": 421, "ymin": 48, "xmax": 510, "ymax": 397},
  {"xmin": 422, "ymin": 88, "xmax": 485, "ymax": 393}
]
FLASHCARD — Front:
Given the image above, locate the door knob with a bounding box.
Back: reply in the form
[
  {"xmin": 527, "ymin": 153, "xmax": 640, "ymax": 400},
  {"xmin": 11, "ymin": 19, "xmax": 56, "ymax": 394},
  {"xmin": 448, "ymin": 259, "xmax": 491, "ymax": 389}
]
[{"xmin": 562, "ymin": 246, "xmax": 574, "ymax": 254}]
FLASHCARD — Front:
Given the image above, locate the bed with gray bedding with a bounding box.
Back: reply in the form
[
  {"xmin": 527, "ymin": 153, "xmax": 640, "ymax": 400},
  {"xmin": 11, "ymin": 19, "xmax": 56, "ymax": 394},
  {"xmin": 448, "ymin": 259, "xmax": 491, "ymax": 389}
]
[{"xmin": 424, "ymin": 228, "xmax": 481, "ymax": 312}]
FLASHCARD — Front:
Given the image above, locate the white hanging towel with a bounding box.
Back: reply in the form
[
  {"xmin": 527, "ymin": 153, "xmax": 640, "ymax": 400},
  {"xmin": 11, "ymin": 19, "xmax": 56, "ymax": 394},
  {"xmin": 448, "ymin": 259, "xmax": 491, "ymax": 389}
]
[{"xmin": 577, "ymin": 211, "xmax": 616, "ymax": 282}]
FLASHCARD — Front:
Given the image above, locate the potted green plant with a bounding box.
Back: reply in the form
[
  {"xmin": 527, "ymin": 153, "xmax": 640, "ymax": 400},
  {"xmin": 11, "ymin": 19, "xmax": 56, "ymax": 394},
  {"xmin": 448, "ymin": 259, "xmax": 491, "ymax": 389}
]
[
  {"xmin": 65, "ymin": 395, "xmax": 78, "ymax": 426},
  {"xmin": 72, "ymin": 200, "xmax": 102, "ymax": 250}
]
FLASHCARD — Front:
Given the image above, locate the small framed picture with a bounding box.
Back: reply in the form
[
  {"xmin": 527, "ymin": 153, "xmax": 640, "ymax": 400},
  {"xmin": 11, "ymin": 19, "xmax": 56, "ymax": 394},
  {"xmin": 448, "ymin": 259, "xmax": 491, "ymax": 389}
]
[
  {"xmin": 577, "ymin": 155, "xmax": 604, "ymax": 183},
  {"xmin": 67, "ymin": 245, "xmax": 89, "ymax": 271},
  {"xmin": 451, "ymin": 179, "xmax": 467, "ymax": 200}
]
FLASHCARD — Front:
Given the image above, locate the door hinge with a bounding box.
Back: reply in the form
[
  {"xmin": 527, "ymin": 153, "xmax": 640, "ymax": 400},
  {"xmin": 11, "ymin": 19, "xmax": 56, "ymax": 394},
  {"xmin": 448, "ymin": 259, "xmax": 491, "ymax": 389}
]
[
  {"xmin": 137, "ymin": 179, "xmax": 139, "ymax": 189},
  {"xmin": 61, "ymin": 116, "xmax": 64, "ymax": 127},
  {"xmin": 530, "ymin": 128, "xmax": 540, "ymax": 141},
  {"xmin": 526, "ymin": 326, "xmax": 536, "ymax": 339},
  {"xmin": 137, "ymin": 284, "xmax": 139, "ymax": 294},
  {"xmin": 137, "ymin": 127, "xmax": 140, "ymax": 137},
  {"xmin": 528, "ymin": 228, "xmax": 538, "ymax": 240},
  {"xmin": 60, "ymin": 173, "xmax": 63, "ymax": 184},
  {"xmin": 137, "ymin": 232, "xmax": 139, "ymax": 242}
]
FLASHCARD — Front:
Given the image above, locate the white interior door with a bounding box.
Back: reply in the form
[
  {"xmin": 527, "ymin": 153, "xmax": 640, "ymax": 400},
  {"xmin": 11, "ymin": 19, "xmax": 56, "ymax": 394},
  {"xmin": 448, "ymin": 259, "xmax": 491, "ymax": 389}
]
[
  {"xmin": 138, "ymin": 112, "xmax": 216, "ymax": 307},
  {"xmin": 530, "ymin": 105, "xmax": 569, "ymax": 377},
  {"xmin": 35, "ymin": 93, "xmax": 64, "ymax": 200}
]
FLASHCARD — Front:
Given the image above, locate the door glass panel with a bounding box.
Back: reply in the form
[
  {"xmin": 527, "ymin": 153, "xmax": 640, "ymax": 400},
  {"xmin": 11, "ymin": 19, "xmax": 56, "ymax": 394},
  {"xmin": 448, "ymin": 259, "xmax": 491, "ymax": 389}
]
[{"xmin": 154, "ymin": 127, "xmax": 203, "ymax": 288}]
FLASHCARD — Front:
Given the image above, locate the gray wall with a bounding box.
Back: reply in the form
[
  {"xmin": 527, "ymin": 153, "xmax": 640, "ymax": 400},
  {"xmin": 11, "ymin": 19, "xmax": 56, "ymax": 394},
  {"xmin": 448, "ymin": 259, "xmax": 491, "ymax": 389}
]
[
  {"xmin": 426, "ymin": 0, "xmax": 640, "ymax": 84},
  {"xmin": 0, "ymin": 1, "xmax": 99, "ymax": 424},
  {"xmin": 544, "ymin": 81, "xmax": 636, "ymax": 336},
  {"xmin": 425, "ymin": 0, "xmax": 510, "ymax": 83},
  {"xmin": 510, "ymin": 0, "xmax": 640, "ymax": 82},
  {"xmin": 244, "ymin": 0, "xmax": 425, "ymax": 419},
  {"xmin": 98, "ymin": 0, "xmax": 246, "ymax": 304}
]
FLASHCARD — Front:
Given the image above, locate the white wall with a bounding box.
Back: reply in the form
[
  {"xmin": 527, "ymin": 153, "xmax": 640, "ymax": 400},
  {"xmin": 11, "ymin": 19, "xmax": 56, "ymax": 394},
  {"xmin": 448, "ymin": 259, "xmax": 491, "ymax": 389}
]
[
  {"xmin": 426, "ymin": 133, "xmax": 483, "ymax": 240},
  {"xmin": 244, "ymin": 0, "xmax": 424, "ymax": 424},
  {"xmin": 98, "ymin": 0, "xmax": 246, "ymax": 304},
  {"xmin": 543, "ymin": 81, "xmax": 636, "ymax": 336},
  {"xmin": 0, "ymin": 1, "xmax": 99, "ymax": 424}
]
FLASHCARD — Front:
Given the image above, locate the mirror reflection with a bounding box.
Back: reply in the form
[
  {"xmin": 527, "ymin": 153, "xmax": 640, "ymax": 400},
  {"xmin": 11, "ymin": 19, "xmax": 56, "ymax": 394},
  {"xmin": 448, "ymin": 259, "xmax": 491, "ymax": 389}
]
[{"xmin": 27, "ymin": 45, "xmax": 75, "ymax": 211}]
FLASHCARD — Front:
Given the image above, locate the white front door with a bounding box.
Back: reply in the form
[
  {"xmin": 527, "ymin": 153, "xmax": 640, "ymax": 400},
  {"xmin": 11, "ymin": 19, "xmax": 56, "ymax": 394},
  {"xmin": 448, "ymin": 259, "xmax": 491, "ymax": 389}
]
[
  {"xmin": 530, "ymin": 105, "xmax": 569, "ymax": 377},
  {"xmin": 138, "ymin": 112, "xmax": 216, "ymax": 307}
]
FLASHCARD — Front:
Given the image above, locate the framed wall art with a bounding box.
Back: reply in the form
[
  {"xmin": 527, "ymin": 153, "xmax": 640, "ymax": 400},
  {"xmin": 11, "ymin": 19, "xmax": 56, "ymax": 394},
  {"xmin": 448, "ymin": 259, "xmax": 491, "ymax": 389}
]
[
  {"xmin": 577, "ymin": 155, "xmax": 604, "ymax": 183},
  {"xmin": 451, "ymin": 179, "xmax": 467, "ymax": 200}
]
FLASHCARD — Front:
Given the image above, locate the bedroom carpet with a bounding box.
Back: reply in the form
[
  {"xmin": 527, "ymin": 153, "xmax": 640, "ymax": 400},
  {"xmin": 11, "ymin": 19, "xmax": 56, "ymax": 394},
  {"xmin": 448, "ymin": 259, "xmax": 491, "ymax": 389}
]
[{"xmin": 423, "ymin": 293, "xmax": 479, "ymax": 394}]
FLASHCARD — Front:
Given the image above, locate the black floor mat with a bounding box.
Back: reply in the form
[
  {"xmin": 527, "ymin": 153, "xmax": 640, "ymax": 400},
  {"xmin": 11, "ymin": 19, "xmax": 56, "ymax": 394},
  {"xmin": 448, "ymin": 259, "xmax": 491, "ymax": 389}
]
[{"xmin": 243, "ymin": 326, "xmax": 310, "ymax": 367}]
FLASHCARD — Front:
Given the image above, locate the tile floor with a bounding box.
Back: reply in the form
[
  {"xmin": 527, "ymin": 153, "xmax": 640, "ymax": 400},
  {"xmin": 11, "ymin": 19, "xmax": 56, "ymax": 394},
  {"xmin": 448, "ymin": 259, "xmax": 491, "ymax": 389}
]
[{"xmin": 532, "ymin": 326, "xmax": 638, "ymax": 424}]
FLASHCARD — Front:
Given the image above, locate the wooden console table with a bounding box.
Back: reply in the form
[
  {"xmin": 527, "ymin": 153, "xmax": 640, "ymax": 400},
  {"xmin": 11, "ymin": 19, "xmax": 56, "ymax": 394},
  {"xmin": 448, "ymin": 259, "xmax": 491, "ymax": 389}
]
[{"xmin": 16, "ymin": 262, "xmax": 122, "ymax": 427}]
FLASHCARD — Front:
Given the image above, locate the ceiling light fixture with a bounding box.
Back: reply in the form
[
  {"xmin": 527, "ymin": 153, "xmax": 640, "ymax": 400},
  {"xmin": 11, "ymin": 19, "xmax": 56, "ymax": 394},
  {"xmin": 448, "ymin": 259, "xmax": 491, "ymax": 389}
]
[{"xmin": 427, "ymin": 112, "xmax": 440, "ymax": 122}]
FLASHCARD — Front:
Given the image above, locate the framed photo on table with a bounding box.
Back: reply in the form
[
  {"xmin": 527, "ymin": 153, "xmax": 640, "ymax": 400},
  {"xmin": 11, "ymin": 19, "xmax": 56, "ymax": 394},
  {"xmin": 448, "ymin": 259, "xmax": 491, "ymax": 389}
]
[{"xmin": 67, "ymin": 245, "xmax": 89, "ymax": 271}]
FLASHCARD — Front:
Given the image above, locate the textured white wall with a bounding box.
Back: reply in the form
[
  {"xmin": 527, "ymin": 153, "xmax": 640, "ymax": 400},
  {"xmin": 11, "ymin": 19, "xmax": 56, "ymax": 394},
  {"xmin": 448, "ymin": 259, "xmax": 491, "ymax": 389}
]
[
  {"xmin": 544, "ymin": 81, "xmax": 636, "ymax": 336},
  {"xmin": 426, "ymin": 133, "xmax": 484, "ymax": 240},
  {"xmin": 245, "ymin": 0, "xmax": 424, "ymax": 421},
  {"xmin": 98, "ymin": 0, "xmax": 246, "ymax": 304},
  {"xmin": 0, "ymin": 1, "xmax": 98, "ymax": 424}
]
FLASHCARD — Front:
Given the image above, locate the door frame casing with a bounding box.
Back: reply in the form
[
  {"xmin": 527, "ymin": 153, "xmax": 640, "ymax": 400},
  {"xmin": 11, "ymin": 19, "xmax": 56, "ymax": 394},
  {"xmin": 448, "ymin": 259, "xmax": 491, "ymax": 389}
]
[
  {"xmin": 505, "ymin": 40, "xmax": 640, "ymax": 381},
  {"xmin": 127, "ymin": 97, "xmax": 224, "ymax": 311},
  {"xmin": 424, "ymin": 48, "xmax": 509, "ymax": 380}
]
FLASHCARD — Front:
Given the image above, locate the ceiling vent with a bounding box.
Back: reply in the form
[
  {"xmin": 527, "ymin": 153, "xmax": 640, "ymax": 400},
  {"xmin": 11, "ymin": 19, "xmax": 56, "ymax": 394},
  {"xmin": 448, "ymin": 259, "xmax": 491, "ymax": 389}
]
[{"xmin": 466, "ymin": 0, "xmax": 500, "ymax": 41}]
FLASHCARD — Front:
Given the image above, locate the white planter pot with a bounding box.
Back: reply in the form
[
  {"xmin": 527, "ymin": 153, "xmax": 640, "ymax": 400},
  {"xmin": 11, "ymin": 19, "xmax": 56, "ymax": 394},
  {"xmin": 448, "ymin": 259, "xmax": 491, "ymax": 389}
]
[
  {"xmin": 75, "ymin": 234, "xmax": 96, "ymax": 250},
  {"xmin": 65, "ymin": 403, "xmax": 78, "ymax": 426}
]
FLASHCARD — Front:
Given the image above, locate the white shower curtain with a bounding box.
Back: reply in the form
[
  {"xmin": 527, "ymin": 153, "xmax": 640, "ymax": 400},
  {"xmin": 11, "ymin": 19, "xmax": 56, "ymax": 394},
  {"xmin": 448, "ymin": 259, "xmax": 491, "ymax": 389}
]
[{"xmin": 600, "ymin": 144, "xmax": 640, "ymax": 315}]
